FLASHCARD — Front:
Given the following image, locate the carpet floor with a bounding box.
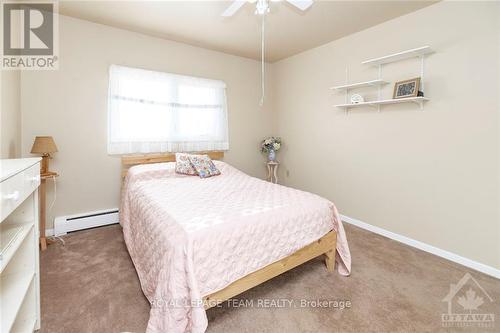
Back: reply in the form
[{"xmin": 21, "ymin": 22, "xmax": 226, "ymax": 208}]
[{"xmin": 40, "ymin": 224, "xmax": 499, "ymax": 333}]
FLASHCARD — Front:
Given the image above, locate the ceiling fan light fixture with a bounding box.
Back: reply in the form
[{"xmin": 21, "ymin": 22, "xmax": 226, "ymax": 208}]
[{"xmin": 255, "ymin": 0, "xmax": 270, "ymax": 15}]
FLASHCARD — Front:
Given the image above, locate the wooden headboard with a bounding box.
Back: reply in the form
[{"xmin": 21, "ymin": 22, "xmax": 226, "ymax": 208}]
[{"xmin": 121, "ymin": 151, "xmax": 224, "ymax": 178}]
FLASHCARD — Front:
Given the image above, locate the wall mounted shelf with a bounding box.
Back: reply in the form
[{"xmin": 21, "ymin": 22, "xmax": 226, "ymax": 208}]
[
  {"xmin": 331, "ymin": 46, "xmax": 434, "ymax": 113},
  {"xmin": 334, "ymin": 97, "xmax": 429, "ymax": 110},
  {"xmin": 330, "ymin": 79, "xmax": 388, "ymax": 91},
  {"xmin": 362, "ymin": 46, "xmax": 434, "ymax": 66}
]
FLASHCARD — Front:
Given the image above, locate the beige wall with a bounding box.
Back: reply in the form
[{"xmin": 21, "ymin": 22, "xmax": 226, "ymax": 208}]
[
  {"xmin": 1, "ymin": 70, "xmax": 22, "ymax": 159},
  {"xmin": 272, "ymin": 1, "xmax": 500, "ymax": 269},
  {"xmin": 21, "ymin": 15, "xmax": 273, "ymax": 228},
  {"xmin": 1, "ymin": 17, "xmax": 21, "ymax": 159}
]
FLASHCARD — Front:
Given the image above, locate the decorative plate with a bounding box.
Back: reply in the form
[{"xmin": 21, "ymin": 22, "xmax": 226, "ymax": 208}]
[{"xmin": 350, "ymin": 94, "xmax": 364, "ymax": 104}]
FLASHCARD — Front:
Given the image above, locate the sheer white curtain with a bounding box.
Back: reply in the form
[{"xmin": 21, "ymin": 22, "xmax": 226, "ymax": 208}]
[{"xmin": 108, "ymin": 65, "xmax": 229, "ymax": 154}]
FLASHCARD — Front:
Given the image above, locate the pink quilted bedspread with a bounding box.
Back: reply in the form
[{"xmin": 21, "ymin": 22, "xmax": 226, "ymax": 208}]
[{"xmin": 120, "ymin": 161, "xmax": 351, "ymax": 333}]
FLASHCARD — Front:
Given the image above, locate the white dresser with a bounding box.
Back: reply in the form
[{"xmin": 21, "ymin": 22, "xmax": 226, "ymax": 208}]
[{"xmin": 0, "ymin": 158, "xmax": 41, "ymax": 333}]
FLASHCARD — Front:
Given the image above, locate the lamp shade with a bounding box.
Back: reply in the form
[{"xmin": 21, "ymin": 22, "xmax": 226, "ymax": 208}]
[{"xmin": 31, "ymin": 136, "xmax": 58, "ymax": 154}]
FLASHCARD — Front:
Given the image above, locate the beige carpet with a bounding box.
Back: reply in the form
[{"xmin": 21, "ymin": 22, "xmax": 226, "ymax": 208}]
[{"xmin": 40, "ymin": 224, "xmax": 499, "ymax": 333}]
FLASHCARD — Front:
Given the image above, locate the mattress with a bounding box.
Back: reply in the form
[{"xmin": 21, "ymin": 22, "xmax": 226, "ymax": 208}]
[{"xmin": 120, "ymin": 161, "xmax": 351, "ymax": 333}]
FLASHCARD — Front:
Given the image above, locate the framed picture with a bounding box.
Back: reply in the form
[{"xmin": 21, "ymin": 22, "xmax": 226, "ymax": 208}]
[{"xmin": 393, "ymin": 77, "xmax": 421, "ymax": 99}]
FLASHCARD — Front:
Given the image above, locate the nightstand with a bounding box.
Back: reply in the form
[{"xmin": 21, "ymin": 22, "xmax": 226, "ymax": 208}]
[{"xmin": 266, "ymin": 161, "xmax": 279, "ymax": 184}]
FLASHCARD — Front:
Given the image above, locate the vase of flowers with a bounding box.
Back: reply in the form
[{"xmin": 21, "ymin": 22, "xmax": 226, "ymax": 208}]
[{"xmin": 261, "ymin": 137, "xmax": 281, "ymax": 161}]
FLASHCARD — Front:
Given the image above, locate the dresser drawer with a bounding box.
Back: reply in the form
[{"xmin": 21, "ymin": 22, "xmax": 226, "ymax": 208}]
[
  {"xmin": 0, "ymin": 163, "xmax": 40, "ymax": 222},
  {"xmin": 24, "ymin": 163, "xmax": 41, "ymax": 193}
]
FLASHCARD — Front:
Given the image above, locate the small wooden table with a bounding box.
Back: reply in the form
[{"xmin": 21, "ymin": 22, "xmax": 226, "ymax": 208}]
[
  {"xmin": 266, "ymin": 161, "xmax": 279, "ymax": 184},
  {"xmin": 40, "ymin": 171, "xmax": 58, "ymax": 251}
]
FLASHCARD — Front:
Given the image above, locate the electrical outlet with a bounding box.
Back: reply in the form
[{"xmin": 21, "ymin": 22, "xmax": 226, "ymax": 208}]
[{"xmin": 286, "ymin": 169, "xmax": 290, "ymax": 177}]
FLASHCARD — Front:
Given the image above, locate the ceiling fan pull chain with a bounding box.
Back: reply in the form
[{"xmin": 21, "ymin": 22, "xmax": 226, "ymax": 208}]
[
  {"xmin": 260, "ymin": 13, "xmax": 266, "ymax": 106},
  {"xmin": 221, "ymin": 0, "xmax": 314, "ymax": 105}
]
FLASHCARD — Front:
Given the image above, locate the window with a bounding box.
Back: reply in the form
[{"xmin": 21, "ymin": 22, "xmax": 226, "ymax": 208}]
[{"xmin": 107, "ymin": 65, "xmax": 229, "ymax": 154}]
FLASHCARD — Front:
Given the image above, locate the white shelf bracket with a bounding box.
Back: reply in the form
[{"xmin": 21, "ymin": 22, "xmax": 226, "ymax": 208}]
[
  {"xmin": 420, "ymin": 55, "xmax": 425, "ymax": 94},
  {"xmin": 344, "ymin": 66, "xmax": 349, "ymax": 116},
  {"xmin": 377, "ymin": 64, "xmax": 382, "ymax": 112},
  {"xmin": 410, "ymin": 99, "xmax": 424, "ymax": 110}
]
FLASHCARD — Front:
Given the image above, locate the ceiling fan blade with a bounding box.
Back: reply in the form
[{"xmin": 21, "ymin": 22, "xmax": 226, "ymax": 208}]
[
  {"xmin": 222, "ymin": 0, "xmax": 247, "ymax": 17},
  {"xmin": 286, "ymin": 0, "xmax": 313, "ymax": 11}
]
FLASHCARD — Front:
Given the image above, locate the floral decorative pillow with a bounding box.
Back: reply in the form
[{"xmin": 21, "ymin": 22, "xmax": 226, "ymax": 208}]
[
  {"xmin": 175, "ymin": 153, "xmax": 197, "ymax": 175},
  {"xmin": 188, "ymin": 155, "xmax": 221, "ymax": 178}
]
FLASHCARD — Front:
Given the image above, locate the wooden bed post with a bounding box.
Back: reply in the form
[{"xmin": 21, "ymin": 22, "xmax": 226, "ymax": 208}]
[{"xmin": 324, "ymin": 249, "xmax": 335, "ymax": 272}]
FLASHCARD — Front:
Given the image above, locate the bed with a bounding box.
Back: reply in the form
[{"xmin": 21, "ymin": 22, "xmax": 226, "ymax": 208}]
[{"xmin": 120, "ymin": 152, "xmax": 351, "ymax": 333}]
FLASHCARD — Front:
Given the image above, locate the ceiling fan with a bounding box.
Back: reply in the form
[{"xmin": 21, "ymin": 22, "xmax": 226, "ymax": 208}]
[
  {"xmin": 222, "ymin": 0, "xmax": 313, "ymax": 17},
  {"xmin": 221, "ymin": 0, "xmax": 314, "ymax": 106}
]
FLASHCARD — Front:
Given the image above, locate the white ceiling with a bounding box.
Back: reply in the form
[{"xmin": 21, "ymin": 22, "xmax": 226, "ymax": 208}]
[{"xmin": 59, "ymin": 1, "xmax": 436, "ymax": 62}]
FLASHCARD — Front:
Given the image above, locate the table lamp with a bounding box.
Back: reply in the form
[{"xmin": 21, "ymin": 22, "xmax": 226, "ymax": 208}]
[{"xmin": 31, "ymin": 136, "xmax": 58, "ymax": 174}]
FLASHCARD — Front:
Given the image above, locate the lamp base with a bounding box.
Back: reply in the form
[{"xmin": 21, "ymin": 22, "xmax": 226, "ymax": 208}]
[{"xmin": 41, "ymin": 154, "xmax": 50, "ymax": 174}]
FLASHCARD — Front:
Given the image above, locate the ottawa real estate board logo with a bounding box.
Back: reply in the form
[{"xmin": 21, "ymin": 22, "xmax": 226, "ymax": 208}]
[
  {"xmin": 1, "ymin": 1, "xmax": 58, "ymax": 70},
  {"xmin": 442, "ymin": 273, "xmax": 495, "ymax": 328}
]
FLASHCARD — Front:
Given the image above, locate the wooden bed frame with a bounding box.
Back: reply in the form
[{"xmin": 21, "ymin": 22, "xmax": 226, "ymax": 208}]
[{"xmin": 120, "ymin": 152, "xmax": 337, "ymax": 309}]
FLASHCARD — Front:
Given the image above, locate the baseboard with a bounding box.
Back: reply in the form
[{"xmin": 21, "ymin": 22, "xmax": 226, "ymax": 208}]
[
  {"xmin": 340, "ymin": 214, "xmax": 500, "ymax": 279},
  {"xmin": 54, "ymin": 208, "xmax": 119, "ymax": 236}
]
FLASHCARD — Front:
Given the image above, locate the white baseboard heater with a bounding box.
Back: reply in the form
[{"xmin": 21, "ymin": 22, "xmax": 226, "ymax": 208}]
[{"xmin": 54, "ymin": 208, "xmax": 119, "ymax": 236}]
